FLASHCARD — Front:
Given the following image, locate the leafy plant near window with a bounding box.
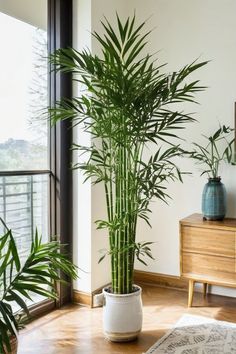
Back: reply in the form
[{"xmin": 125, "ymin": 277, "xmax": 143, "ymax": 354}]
[
  {"xmin": 49, "ymin": 14, "xmax": 206, "ymax": 294},
  {"xmin": 0, "ymin": 219, "xmax": 78, "ymax": 354},
  {"xmin": 189, "ymin": 125, "xmax": 235, "ymax": 178}
]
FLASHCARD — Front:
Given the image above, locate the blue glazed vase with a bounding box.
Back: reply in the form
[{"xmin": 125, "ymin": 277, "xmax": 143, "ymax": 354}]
[{"xmin": 202, "ymin": 177, "xmax": 226, "ymax": 220}]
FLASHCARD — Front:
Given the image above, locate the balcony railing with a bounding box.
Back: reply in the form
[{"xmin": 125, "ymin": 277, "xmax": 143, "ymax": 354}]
[
  {"xmin": 0, "ymin": 173, "xmax": 49, "ymax": 253},
  {"xmin": 0, "ymin": 172, "xmax": 51, "ymax": 307}
]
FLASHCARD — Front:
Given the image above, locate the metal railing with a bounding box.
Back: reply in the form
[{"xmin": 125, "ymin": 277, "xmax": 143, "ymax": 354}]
[
  {"xmin": 0, "ymin": 173, "xmax": 49, "ymax": 252},
  {"xmin": 0, "ymin": 172, "xmax": 50, "ymax": 307}
]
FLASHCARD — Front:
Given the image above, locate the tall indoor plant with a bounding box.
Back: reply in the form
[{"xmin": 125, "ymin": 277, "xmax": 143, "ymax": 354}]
[{"xmin": 49, "ymin": 14, "xmax": 206, "ymax": 341}]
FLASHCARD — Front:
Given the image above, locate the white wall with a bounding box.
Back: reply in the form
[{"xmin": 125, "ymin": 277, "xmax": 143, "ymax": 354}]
[
  {"xmin": 128, "ymin": 0, "xmax": 236, "ymax": 296},
  {"xmin": 72, "ymin": 0, "xmax": 92, "ymax": 293},
  {"xmin": 73, "ymin": 0, "xmax": 236, "ymax": 296},
  {"xmin": 0, "ymin": 0, "xmax": 47, "ymax": 29}
]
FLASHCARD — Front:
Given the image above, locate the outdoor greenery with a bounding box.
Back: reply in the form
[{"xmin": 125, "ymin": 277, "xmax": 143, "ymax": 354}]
[
  {"xmin": 0, "ymin": 139, "xmax": 47, "ymax": 171},
  {"xmin": 49, "ymin": 14, "xmax": 206, "ymax": 294},
  {"xmin": 189, "ymin": 125, "xmax": 235, "ymax": 178},
  {"xmin": 0, "ymin": 219, "xmax": 77, "ymax": 354}
]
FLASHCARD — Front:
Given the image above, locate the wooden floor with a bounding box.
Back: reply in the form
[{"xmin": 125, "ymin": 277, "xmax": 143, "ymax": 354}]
[{"xmin": 18, "ymin": 284, "xmax": 236, "ymax": 354}]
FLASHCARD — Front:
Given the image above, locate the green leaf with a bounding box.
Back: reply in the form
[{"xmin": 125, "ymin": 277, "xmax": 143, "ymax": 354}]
[
  {"xmin": 0, "ymin": 219, "xmax": 79, "ymax": 351},
  {"xmin": 8, "ymin": 290, "xmax": 29, "ymax": 316},
  {"xmin": 0, "ymin": 302, "xmax": 17, "ymax": 337},
  {"xmin": 0, "ymin": 320, "xmax": 11, "ymax": 352},
  {"xmin": 98, "ymin": 255, "xmax": 106, "ymax": 263}
]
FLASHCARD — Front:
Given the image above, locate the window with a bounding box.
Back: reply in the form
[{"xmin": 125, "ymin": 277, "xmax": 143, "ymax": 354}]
[
  {"xmin": 0, "ymin": 0, "xmax": 72, "ymax": 310},
  {"xmin": 0, "ymin": 7, "xmax": 49, "ymax": 247},
  {"xmin": 0, "ymin": 2, "xmax": 50, "ymax": 308},
  {"xmin": 0, "ymin": 12, "xmax": 48, "ymax": 172}
]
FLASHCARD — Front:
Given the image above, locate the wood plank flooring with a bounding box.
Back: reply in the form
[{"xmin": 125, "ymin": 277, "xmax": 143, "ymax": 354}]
[{"xmin": 18, "ymin": 284, "xmax": 236, "ymax": 354}]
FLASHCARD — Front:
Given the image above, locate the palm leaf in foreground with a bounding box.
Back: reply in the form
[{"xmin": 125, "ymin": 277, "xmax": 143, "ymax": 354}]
[{"xmin": 0, "ymin": 223, "xmax": 77, "ymax": 353}]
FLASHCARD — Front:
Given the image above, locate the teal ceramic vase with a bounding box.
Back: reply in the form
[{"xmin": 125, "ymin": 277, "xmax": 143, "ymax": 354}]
[{"xmin": 202, "ymin": 177, "xmax": 226, "ymax": 220}]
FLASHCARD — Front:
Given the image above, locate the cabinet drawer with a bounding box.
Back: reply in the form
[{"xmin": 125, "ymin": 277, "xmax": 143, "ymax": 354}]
[
  {"xmin": 182, "ymin": 252, "xmax": 236, "ymax": 283},
  {"xmin": 181, "ymin": 226, "xmax": 235, "ymax": 257}
]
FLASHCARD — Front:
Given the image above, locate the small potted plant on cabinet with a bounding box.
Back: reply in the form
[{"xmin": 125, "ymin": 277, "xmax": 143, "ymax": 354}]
[
  {"xmin": 189, "ymin": 125, "xmax": 235, "ymax": 220},
  {"xmin": 49, "ymin": 14, "xmax": 206, "ymax": 341},
  {"xmin": 0, "ymin": 219, "xmax": 78, "ymax": 354}
]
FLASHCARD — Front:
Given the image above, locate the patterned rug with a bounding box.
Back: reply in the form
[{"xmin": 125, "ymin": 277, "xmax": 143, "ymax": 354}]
[{"xmin": 145, "ymin": 314, "xmax": 236, "ymax": 353}]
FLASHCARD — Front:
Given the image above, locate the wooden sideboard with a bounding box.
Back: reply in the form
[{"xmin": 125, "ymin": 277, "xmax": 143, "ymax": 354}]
[{"xmin": 180, "ymin": 213, "xmax": 236, "ymax": 307}]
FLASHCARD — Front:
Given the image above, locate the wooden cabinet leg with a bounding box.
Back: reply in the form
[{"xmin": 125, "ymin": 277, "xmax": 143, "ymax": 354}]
[
  {"xmin": 188, "ymin": 280, "xmax": 195, "ymax": 307},
  {"xmin": 203, "ymin": 283, "xmax": 207, "ymax": 297}
]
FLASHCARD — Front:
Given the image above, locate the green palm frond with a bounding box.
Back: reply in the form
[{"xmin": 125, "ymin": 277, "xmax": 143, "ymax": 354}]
[
  {"xmin": 0, "ymin": 222, "xmax": 78, "ymax": 353},
  {"xmin": 189, "ymin": 125, "xmax": 235, "ymax": 178}
]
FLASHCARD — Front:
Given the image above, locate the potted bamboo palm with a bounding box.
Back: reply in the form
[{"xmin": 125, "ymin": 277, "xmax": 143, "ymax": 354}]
[
  {"xmin": 0, "ymin": 219, "xmax": 78, "ymax": 354},
  {"xmin": 49, "ymin": 14, "xmax": 207, "ymax": 341}
]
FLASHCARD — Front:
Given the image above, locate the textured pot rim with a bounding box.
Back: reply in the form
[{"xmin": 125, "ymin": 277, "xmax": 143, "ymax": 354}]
[
  {"xmin": 208, "ymin": 176, "xmax": 221, "ymax": 181},
  {"xmin": 103, "ymin": 284, "xmax": 142, "ymax": 298}
]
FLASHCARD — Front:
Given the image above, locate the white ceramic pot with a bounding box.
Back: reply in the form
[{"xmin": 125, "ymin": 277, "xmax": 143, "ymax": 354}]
[{"xmin": 102, "ymin": 285, "xmax": 143, "ymax": 342}]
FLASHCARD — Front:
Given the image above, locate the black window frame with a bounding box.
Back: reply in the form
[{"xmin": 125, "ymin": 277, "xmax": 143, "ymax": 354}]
[{"xmin": 48, "ymin": 0, "xmax": 73, "ymax": 306}]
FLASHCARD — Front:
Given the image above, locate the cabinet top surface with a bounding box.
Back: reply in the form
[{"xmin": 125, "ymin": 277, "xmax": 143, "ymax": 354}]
[{"xmin": 180, "ymin": 213, "xmax": 236, "ymax": 230}]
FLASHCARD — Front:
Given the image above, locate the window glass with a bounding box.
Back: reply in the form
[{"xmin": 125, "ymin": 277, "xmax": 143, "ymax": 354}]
[
  {"xmin": 0, "ymin": 2, "xmax": 50, "ymax": 308},
  {"xmin": 0, "ymin": 12, "xmax": 48, "ymax": 171}
]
